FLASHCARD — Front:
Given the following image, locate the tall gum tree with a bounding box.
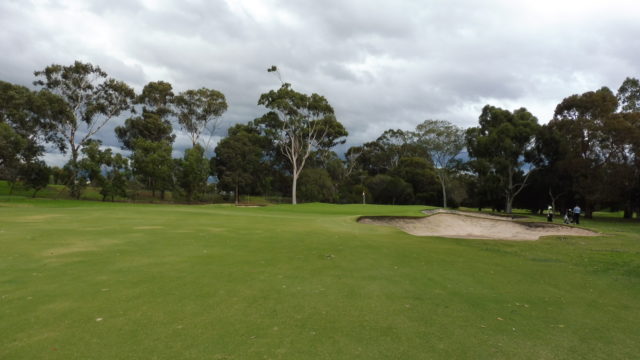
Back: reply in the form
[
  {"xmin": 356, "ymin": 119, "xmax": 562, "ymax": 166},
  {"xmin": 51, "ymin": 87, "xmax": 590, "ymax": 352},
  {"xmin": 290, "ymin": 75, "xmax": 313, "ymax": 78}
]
[
  {"xmin": 174, "ymin": 87, "xmax": 227, "ymax": 150},
  {"xmin": 414, "ymin": 119, "xmax": 465, "ymax": 208},
  {"xmin": 617, "ymin": 78, "xmax": 640, "ymax": 218},
  {"xmin": 466, "ymin": 105, "xmax": 540, "ymax": 214},
  {"xmin": 617, "ymin": 77, "xmax": 640, "ymax": 113},
  {"xmin": 177, "ymin": 144, "xmax": 209, "ymax": 202},
  {"xmin": 213, "ymin": 124, "xmax": 265, "ymax": 205},
  {"xmin": 257, "ymin": 83, "xmax": 338, "ymax": 204},
  {"xmin": 0, "ymin": 81, "xmax": 70, "ymax": 161},
  {"xmin": 116, "ymin": 80, "xmax": 176, "ymax": 149},
  {"xmin": 115, "ymin": 81, "xmax": 176, "ymax": 199},
  {"xmin": 354, "ymin": 129, "xmax": 420, "ymax": 175},
  {"xmin": 33, "ymin": 61, "xmax": 134, "ymax": 198},
  {"xmin": 0, "ymin": 81, "xmax": 70, "ymax": 190},
  {"xmin": 551, "ymin": 87, "xmax": 618, "ymax": 218}
]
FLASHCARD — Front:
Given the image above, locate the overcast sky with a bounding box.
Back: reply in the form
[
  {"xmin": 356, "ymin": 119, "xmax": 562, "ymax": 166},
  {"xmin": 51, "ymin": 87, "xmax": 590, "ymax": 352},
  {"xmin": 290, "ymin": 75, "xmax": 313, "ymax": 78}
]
[{"xmin": 2, "ymin": 0, "xmax": 640, "ymax": 165}]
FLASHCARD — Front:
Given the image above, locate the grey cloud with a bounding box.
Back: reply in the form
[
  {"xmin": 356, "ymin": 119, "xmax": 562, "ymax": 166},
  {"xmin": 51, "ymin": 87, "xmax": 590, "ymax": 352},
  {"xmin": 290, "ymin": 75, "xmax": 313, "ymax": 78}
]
[{"xmin": 2, "ymin": 0, "xmax": 640, "ymax": 165}]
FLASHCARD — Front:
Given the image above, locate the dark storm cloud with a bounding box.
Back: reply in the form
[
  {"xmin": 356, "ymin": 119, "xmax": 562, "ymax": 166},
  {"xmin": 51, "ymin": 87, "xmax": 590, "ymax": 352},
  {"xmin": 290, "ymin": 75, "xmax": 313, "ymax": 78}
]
[{"xmin": 2, "ymin": 0, "xmax": 640, "ymax": 165}]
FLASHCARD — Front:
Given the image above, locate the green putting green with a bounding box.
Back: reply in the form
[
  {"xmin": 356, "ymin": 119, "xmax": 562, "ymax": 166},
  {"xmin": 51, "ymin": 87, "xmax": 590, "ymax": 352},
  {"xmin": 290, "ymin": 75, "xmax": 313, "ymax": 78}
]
[{"xmin": 1, "ymin": 198, "xmax": 639, "ymax": 359}]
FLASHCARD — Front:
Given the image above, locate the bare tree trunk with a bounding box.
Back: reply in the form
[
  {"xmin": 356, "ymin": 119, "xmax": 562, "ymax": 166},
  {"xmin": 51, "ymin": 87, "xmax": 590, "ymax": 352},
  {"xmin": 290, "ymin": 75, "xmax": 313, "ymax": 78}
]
[
  {"xmin": 506, "ymin": 196, "xmax": 513, "ymax": 214},
  {"xmin": 292, "ymin": 173, "xmax": 298, "ymax": 205},
  {"xmin": 235, "ymin": 182, "xmax": 239, "ymax": 205},
  {"xmin": 290, "ymin": 156, "xmax": 299, "ymax": 204},
  {"xmin": 585, "ymin": 203, "xmax": 593, "ymax": 219},
  {"xmin": 440, "ymin": 176, "xmax": 448, "ymax": 208},
  {"xmin": 506, "ymin": 170, "xmax": 513, "ymax": 214},
  {"xmin": 504, "ymin": 167, "xmax": 531, "ymax": 214},
  {"xmin": 69, "ymin": 145, "xmax": 81, "ymax": 199},
  {"xmin": 149, "ymin": 178, "xmax": 155, "ymax": 198},
  {"xmin": 623, "ymin": 202, "xmax": 632, "ymax": 219},
  {"xmin": 548, "ymin": 189, "xmax": 563, "ymax": 212}
]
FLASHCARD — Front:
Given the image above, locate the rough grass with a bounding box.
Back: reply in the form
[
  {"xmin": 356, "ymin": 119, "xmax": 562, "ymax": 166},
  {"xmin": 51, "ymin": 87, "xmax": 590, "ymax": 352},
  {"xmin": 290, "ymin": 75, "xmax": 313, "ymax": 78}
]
[
  {"xmin": 1, "ymin": 198, "xmax": 639, "ymax": 359},
  {"xmin": 0, "ymin": 181, "xmax": 178, "ymax": 203}
]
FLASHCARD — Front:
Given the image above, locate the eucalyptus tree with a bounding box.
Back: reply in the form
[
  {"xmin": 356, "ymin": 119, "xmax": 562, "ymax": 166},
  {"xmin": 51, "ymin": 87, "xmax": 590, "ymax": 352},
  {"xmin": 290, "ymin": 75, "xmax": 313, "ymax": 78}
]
[
  {"xmin": 0, "ymin": 122, "xmax": 26, "ymax": 185},
  {"xmin": 115, "ymin": 111, "xmax": 175, "ymax": 151},
  {"xmin": 1, "ymin": 80, "xmax": 71, "ymax": 191},
  {"xmin": 466, "ymin": 105, "xmax": 540, "ymax": 214},
  {"xmin": 214, "ymin": 124, "xmax": 265, "ymax": 204},
  {"xmin": 130, "ymin": 138, "xmax": 174, "ymax": 199},
  {"xmin": 115, "ymin": 80, "xmax": 176, "ymax": 150},
  {"xmin": 176, "ymin": 144, "xmax": 209, "ymax": 202},
  {"xmin": 365, "ymin": 174, "xmax": 414, "ymax": 205},
  {"xmin": 617, "ymin": 78, "xmax": 640, "ymax": 218},
  {"xmin": 390, "ymin": 156, "xmax": 439, "ymax": 205},
  {"xmin": 99, "ymin": 153, "xmax": 129, "ymax": 202},
  {"xmin": 314, "ymin": 116, "xmax": 348, "ymax": 167},
  {"xmin": 353, "ymin": 129, "xmax": 419, "ymax": 176},
  {"xmin": 114, "ymin": 81, "xmax": 176, "ymax": 198},
  {"xmin": 138, "ymin": 80, "xmax": 175, "ymax": 119},
  {"xmin": 77, "ymin": 140, "xmax": 130, "ymax": 201},
  {"xmin": 617, "ymin": 77, "xmax": 640, "ymax": 113},
  {"xmin": 344, "ymin": 146, "xmax": 362, "ymax": 178},
  {"xmin": 21, "ymin": 160, "xmax": 50, "ymax": 197},
  {"xmin": 531, "ymin": 123, "xmax": 573, "ymax": 212},
  {"xmin": 257, "ymin": 83, "xmax": 340, "ymax": 204},
  {"xmin": 0, "ymin": 81, "xmax": 70, "ymax": 159},
  {"xmin": 375, "ymin": 129, "xmax": 419, "ymax": 169},
  {"xmin": 173, "ymin": 87, "xmax": 227, "ymax": 150},
  {"xmin": 550, "ymin": 87, "xmax": 619, "ymax": 217},
  {"xmin": 33, "ymin": 61, "xmax": 135, "ymax": 198},
  {"xmin": 414, "ymin": 119, "xmax": 465, "ymax": 208}
]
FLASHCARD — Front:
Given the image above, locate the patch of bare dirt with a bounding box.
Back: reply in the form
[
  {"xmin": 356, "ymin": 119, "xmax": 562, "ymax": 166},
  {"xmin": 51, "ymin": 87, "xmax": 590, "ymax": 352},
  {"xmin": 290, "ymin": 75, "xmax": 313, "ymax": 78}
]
[
  {"xmin": 14, "ymin": 214, "xmax": 63, "ymax": 222},
  {"xmin": 359, "ymin": 211, "xmax": 598, "ymax": 241}
]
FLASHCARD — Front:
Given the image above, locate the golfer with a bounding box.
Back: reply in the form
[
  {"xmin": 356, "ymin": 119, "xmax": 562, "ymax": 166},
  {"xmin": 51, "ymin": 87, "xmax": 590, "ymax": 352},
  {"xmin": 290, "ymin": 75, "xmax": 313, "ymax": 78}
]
[{"xmin": 573, "ymin": 205, "xmax": 581, "ymax": 224}]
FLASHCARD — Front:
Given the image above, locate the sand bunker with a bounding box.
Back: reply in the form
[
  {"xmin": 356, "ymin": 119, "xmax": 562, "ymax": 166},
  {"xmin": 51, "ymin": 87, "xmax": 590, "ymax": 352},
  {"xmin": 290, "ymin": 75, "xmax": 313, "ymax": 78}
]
[{"xmin": 358, "ymin": 210, "xmax": 598, "ymax": 241}]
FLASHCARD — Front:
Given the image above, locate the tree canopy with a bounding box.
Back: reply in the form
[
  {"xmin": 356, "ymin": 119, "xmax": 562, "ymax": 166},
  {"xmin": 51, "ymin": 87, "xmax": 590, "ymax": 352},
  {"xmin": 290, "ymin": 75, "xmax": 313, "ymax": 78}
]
[
  {"xmin": 466, "ymin": 105, "xmax": 540, "ymax": 213},
  {"xmin": 33, "ymin": 61, "xmax": 135, "ymax": 198},
  {"xmin": 257, "ymin": 82, "xmax": 340, "ymax": 204},
  {"xmin": 0, "ymin": 61, "xmax": 639, "ymax": 217}
]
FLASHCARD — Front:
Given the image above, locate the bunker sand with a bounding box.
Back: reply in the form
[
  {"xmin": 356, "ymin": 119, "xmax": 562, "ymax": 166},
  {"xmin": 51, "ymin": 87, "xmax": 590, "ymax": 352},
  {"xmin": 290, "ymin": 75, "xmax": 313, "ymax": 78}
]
[{"xmin": 358, "ymin": 210, "xmax": 598, "ymax": 241}]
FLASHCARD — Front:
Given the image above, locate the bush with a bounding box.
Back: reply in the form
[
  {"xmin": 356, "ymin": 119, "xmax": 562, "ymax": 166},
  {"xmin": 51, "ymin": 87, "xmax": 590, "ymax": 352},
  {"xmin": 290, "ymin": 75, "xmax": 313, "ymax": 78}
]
[
  {"xmin": 298, "ymin": 168, "xmax": 335, "ymax": 203},
  {"xmin": 365, "ymin": 174, "xmax": 414, "ymax": 205}
]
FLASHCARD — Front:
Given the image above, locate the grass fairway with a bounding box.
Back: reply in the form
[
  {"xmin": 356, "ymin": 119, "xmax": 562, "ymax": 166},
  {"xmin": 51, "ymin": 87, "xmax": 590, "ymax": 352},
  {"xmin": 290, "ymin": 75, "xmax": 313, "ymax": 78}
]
[{"xmin": 1, "ymin": 199, "xmax": 639, "ymax": 359}]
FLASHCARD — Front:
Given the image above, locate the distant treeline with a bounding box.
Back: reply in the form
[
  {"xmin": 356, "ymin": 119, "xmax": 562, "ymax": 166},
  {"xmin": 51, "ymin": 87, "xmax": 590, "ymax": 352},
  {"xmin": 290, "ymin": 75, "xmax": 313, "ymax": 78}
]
[{"xmin": 1, "ymin": 61, "xmax": 639, "ymax": 218}]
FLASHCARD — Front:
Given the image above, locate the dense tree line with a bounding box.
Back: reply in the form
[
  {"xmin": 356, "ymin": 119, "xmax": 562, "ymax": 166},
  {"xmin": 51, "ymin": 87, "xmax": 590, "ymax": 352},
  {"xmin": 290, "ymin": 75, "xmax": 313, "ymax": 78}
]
[{"xmin": 1, "ymin": 61, "xmax": 639, "ymax": 218}]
